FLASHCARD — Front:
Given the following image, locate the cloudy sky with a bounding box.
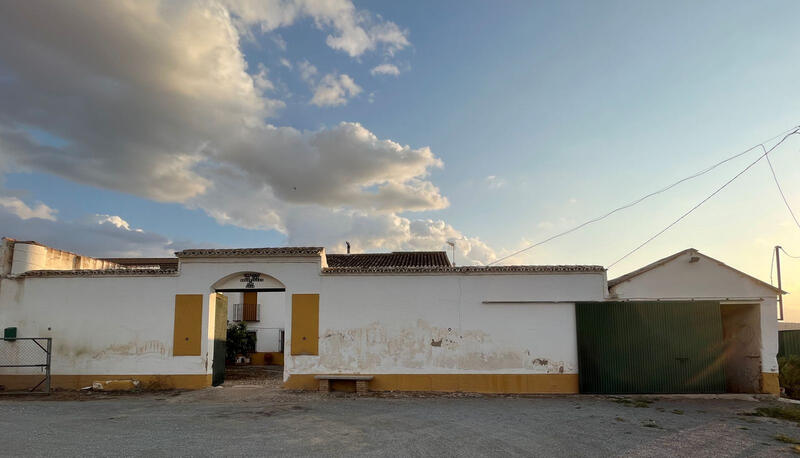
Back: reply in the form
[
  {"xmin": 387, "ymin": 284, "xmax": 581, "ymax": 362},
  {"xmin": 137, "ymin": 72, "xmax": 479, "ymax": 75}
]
[{"xmin": 1, "ymin": 1, "xmax": 800, "ymax": 316}]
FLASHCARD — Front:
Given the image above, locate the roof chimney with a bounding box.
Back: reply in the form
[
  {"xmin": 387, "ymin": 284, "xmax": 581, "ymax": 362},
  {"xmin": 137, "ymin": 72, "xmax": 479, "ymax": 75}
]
[{"xmin": 346, "ymin": 241, "xmax": 351, "ymax": 254}]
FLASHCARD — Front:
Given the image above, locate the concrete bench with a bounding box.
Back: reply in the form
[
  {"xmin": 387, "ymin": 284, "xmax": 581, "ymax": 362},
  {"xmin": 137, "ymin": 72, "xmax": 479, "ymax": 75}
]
[{"xmin": 314, "ymin": 375, "xmax": 373, "ymax": 393}]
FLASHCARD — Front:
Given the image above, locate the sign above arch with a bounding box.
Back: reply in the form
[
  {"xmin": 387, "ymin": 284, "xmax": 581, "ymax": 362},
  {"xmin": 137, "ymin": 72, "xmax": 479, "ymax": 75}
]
[{"xmin": 213, "ymin": 272, "xmax": 285, "ymax": 292}]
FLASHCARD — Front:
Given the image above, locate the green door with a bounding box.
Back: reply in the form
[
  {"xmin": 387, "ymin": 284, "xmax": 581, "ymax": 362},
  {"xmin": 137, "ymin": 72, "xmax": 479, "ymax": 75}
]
[
  {"xmin": 212, "ymin": 293, "xmax": 228, "ymax": 387},
  {"xmin": 576, "ymin": 301, "xmax": 726, "ymax": 394}
]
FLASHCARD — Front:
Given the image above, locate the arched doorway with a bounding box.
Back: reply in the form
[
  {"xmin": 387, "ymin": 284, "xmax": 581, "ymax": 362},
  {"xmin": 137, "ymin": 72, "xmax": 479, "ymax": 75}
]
[{"xmin": 210, "ymin": 272, "xmax": 286, "ymax": 386}]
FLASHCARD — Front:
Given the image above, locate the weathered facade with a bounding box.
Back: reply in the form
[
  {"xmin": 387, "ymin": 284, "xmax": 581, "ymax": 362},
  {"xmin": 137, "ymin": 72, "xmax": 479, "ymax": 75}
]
[{"xmin": 0, "ymin": 238, "xmax": 782, "ymax": 394}]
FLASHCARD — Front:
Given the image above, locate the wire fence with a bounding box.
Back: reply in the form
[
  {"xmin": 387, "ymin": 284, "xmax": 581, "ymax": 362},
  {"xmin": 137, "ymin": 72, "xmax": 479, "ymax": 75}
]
[{"xmin": 0, "ymin": 338, "xmax": 51, "ymax": 394}]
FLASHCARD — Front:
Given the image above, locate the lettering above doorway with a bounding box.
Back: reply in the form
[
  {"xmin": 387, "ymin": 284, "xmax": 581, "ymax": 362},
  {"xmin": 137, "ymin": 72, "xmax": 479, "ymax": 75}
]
[{"xmin": 240, "ymin": 273, "xmax": 264, "ymax": 289}]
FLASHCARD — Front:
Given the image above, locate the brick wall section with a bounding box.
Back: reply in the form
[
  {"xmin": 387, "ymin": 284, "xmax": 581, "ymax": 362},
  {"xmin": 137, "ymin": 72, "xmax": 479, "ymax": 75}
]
[
  {"xmin": 356, "ymin": 380, "xmax": 369, "ymax": 393},
  {"xmin": 318, "ymin": 379, "xmax": 330, "ymax": 392}
]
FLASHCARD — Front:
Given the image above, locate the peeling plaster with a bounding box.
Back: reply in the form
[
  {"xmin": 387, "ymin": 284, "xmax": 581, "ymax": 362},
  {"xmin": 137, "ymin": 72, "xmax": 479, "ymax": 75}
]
[{"xmin": 295, "ymin": 320, "xmax": 575, "ymax": 374}]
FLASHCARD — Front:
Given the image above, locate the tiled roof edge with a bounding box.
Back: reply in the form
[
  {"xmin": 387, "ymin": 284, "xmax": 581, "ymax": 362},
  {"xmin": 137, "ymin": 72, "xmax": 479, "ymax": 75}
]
[
  {"xmin": 18, "ymin": 269, "xmax": 179, "ymax": 278},
  {"xmin": 176, "ymin": 247, "xmax": 324, "ymax": 258},
  {"xmin": 322, "ymin": 265, "xmax": 605, "ymax": 274}
]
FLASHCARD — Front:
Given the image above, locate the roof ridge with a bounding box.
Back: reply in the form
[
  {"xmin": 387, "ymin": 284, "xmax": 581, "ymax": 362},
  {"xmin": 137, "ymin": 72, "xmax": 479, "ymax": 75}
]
[{"xmin": 176, "ymin": 247, "xmax": 324, "ymax": 258}]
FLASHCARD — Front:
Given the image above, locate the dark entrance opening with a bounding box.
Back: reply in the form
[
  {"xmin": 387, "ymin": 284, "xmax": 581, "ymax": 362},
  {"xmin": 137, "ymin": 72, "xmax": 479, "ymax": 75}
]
[{"xmin": 720, "ymin": 304, "xmax": 761, "ymax": 393}]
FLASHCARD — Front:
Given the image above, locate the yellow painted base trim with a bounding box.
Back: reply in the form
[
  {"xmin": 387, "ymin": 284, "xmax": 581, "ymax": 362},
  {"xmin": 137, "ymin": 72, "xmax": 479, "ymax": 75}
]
[
  {"xmin": 761, "ymin": 372, "xmax": 780, "ymax": 395},
  {"xmin": 268, "ymin": 352, "xmax": 284, "ymax": 365},
  {"xmin": 249, "ymin": 352, "xmax": 284, "ymax": 366},
  {"xmin": 0, "ymin": 374, "xmax": 212, "ymax": 391},
  {"xmin": 284, "ymin": 373, "xmax": 579, "ymax": 394}
]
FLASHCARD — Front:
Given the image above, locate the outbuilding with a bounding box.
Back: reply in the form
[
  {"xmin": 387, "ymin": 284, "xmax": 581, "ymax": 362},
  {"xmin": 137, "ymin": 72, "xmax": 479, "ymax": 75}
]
[{"xmin": 579, "ymin": 248, "xmax": 781, "ymax": 395}]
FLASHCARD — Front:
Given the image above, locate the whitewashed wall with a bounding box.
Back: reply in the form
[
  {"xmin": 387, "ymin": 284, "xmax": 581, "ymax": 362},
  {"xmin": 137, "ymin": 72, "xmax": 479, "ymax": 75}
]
[
  {"xmin": 609, "ymin": 250, "xmax": 780, "ymax": 374},
  {"xmin": 0, "ymin": 255, "xmax": 322, "ymax": 379},
  {"xmin": 284, "ymin": 272, "xmax": 607, "ymax": 378},
  {"xmin": 251, "ymin": 292, "xmax": 284, "ymax": 353},
  {"xmin": 0, "ymin": 274, "xmax": 188, "ymax": 375}
]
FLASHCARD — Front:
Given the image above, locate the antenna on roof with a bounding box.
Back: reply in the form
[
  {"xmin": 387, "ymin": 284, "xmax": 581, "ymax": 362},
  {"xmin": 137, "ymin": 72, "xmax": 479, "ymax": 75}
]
[
  {"xmin": 446, "ymin": 240, "xmax": 456, "ymax": 266},
  {"xmin": 346, "ymin": 241, "xmax": 351, "ymax": 254}
]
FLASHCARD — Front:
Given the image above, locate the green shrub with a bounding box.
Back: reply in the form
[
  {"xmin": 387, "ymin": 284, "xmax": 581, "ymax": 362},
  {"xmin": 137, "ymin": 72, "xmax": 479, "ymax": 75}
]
[
  {"xmin": 750, "ymin": 406, "xmax": 800, "ymax": 423},
  {"xmin": 226, "ymin": 323, "xmax": 256, "ymax": 361},
  {"xmin": 779, "ymin": 356, "xmax": 800, "ymax": 399}
]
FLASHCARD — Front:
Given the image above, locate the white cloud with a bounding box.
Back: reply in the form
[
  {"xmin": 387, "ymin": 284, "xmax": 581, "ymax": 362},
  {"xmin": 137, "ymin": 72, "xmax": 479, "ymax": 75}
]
[
  {"xmin": 370, "ymin": 63, "xmax": 400, "ymax": 76},
  {"xmin": 280, "ymin": 58, "xmax": 293, "ymax": 69},
  {"xmin": 270, "ymin": 33, "xmax": 287, "ymax": 51},
  {"xmin": 297, "ymin": 59, "xmax": 318, "ymax": 82},
  {"xmin": 283, "ymin": 209, "xmax": 496, "ymax": 265},
  {"xmin": 0, "ymin": 197, "xmax": 57, "ymax": 221},
  {"xmin": 221, "ymin": 0, "xmax": 410, "ymax": 58},
  {"xmin": 310, "ymin": 73, "xmax": 362, "ymax": 107},
  {"xmin": 486, "ymin": 175, "xmax": 506, "ymax": 189},
  {"xmin": 0, "ymin": 203, "xmax": 188, "ymax": 257},
  {"xmin": 0, "ymin": 0, "xmax": 494, "ymax": 266},
  {"xmin": 91, "ymin": 214, "xmax": 141, "ymax": 232},
  {"xmin": 252, "ymin": 63, "xmax": 277, "ymax": 93}
]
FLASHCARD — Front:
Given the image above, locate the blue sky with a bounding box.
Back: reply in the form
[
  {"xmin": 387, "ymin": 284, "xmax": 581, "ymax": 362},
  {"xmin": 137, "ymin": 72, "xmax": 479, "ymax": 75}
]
[{"xmin": 1, "ymin": 0, "xmax": 799, "ymax": 316}]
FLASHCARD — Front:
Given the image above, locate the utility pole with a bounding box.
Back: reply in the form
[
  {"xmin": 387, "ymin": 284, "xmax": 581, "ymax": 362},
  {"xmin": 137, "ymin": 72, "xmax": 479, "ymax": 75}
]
[{"xmin": 777, "ymin": 245, "xmax": 784, "ymax": 321}]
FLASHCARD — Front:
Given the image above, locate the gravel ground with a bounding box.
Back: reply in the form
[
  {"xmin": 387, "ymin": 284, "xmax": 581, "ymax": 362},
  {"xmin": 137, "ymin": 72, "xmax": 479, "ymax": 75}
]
[{"xmin": 0, "ymin": 371, "xmax": 798, "ymax": 457}]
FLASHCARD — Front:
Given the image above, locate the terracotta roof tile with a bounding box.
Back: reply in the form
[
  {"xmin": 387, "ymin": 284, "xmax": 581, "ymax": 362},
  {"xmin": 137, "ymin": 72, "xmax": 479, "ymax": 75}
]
[
  {"xmin": 19, "ymin": 268, "xmax": 178, "ymax": 278},
  {"xmin": 175, "ymin": 247, "xmax": 324, "ymax": 258},
  {"xmin": 326, "ymin": 251, "xmax": 451, "ymax": 269},
  {"xmin": 323, "ymin": 264, "xmax": 604, "ymax": 274}
]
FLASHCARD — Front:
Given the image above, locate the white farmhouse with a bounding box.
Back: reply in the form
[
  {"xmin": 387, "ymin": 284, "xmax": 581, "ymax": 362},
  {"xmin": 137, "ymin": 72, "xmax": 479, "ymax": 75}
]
[{"xmin": 0, "ymin": 238, "xmax": 781, "ymax": 395}]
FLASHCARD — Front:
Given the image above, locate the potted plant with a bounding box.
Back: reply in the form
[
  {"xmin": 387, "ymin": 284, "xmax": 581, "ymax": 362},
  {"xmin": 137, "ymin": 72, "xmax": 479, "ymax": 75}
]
[{"xmin": 226, "ymin": 323, "xmax": 256, "ymax": 364}]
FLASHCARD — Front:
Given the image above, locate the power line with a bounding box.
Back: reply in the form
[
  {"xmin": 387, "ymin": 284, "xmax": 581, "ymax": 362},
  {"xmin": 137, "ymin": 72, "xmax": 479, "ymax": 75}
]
[
  {"xmin": 607, "ymin": 128, "xmax": 800, "ymax": 269},
  {"xmin": 781, "ymin": 247, "xmax": 800, "ymax": 259},
  {"xmin": 488, "ymin": 124, "xmax": 800, "ymax": 266},
  {"xmin": 765, "ymin": 152, "xmax": 800, "ymax": 231}
]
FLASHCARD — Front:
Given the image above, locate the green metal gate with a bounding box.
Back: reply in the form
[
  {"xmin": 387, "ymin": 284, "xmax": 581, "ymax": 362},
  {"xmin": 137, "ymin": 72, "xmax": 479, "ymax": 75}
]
[
  {"xmin": 575, "ymin": 301, "xmax": 726, "ymax": 394},
  {"xmin": 778, "ymin": 330, "xmax": 800, "ymax": 358}
]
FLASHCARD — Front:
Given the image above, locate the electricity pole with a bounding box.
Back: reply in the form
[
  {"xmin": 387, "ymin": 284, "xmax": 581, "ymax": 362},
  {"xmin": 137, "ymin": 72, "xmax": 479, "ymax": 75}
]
[{"xmin": 777, "ymin": 245, "xmax": 784, "ymax": 321}]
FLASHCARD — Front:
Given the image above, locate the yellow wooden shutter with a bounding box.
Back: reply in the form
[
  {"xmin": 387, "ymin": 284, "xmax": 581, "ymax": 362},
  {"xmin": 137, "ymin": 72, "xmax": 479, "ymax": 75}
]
[
  {"xmin": 173, "ymin": 294, "xmax": 203, "ymax": 356},
  {"xmin": 291, "ymin": 294, "xmax": 319, "ymax": 355},
  {"xmin": 243, "ymin": 291, "xmax": 258, "ymax": 321}
]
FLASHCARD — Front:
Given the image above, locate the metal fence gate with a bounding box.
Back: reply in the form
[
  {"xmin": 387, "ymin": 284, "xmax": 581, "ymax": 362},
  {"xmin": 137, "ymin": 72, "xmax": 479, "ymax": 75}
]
[{"xmin": 0, "ymin": 338, "xmax": 52, "ymax": 394}]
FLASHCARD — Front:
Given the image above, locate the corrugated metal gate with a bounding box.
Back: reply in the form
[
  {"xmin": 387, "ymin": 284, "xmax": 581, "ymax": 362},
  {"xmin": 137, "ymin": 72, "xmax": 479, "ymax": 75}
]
[
  {"xmin": 779, "ymin": 330, "xmax": 800, "ymax": 358},
  {"xmin": 575, "ymin": 301, "xmax": 726, "ymax": 394}
]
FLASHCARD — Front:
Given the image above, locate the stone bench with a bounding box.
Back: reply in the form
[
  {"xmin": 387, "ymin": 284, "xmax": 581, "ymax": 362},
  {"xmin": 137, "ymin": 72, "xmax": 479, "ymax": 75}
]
[{"xmin": 314, "ymin": 375, "xmax": 373, "ymax": 393}]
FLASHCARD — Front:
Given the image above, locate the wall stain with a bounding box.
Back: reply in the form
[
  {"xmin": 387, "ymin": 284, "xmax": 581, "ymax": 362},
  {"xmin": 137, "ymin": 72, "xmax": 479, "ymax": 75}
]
[
  {"xmin": 293, "ymin": 320, "xmax": 575, "ymax": 374},
  {"xmin": 91, "ymin": 340, "xmax": 167, "ymax": 359}
]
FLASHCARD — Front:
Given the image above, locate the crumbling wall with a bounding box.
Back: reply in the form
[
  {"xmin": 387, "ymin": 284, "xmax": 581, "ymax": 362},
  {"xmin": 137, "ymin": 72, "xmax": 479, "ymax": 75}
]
[{"xmin": 8, "ymin": 241, "xmax": 120, "ymax": 275}]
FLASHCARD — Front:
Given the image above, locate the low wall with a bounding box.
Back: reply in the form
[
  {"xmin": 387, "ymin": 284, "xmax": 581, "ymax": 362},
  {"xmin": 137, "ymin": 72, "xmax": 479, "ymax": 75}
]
[
  {"xmin": 0, "ymin": 274, "xmax": 210, "ymax": 388},
  {"xmin": 284, "ymin": 271, "xmax": 606, "ymax": 392}
]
